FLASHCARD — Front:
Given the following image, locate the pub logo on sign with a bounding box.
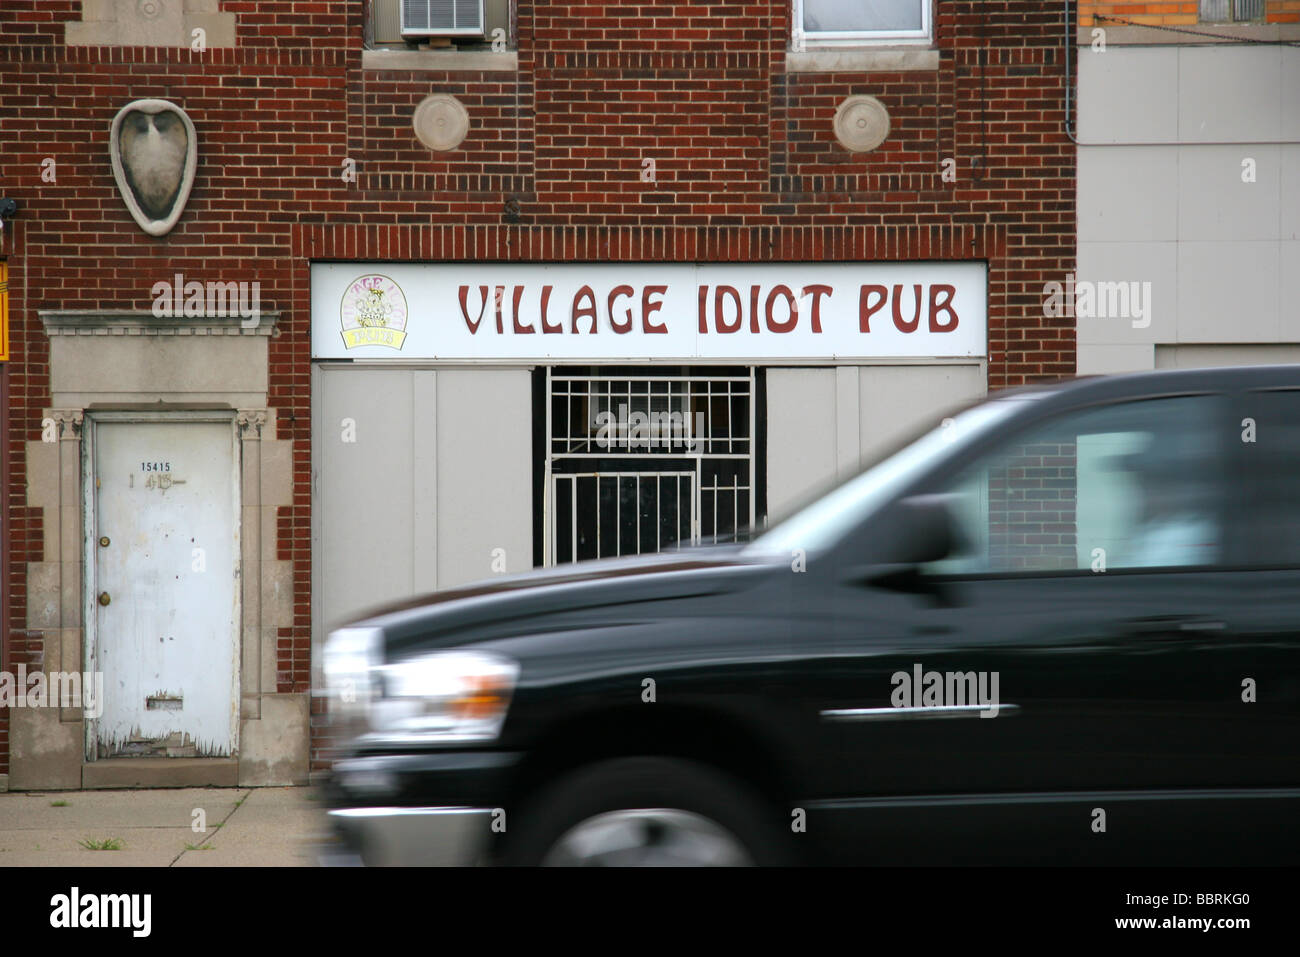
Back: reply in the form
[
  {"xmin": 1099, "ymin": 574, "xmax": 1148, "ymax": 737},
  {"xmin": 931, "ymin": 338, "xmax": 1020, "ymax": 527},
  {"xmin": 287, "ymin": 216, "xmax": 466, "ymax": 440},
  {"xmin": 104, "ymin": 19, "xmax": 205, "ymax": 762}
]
[{"xmin": 340, "ymin": 274, "xmax": 408, "ymax": 350}]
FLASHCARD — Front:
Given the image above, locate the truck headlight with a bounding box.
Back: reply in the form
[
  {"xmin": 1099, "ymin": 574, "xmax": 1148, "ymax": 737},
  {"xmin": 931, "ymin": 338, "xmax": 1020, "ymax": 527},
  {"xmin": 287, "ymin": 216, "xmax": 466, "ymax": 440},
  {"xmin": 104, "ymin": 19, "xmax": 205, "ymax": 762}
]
[
  {"xmin": 323, "ymin": 627, "xmax": 383, "ymax": 718},
  {"xmin": 365, "ymin": 650, "xmax": 519, "ymax": 744}
]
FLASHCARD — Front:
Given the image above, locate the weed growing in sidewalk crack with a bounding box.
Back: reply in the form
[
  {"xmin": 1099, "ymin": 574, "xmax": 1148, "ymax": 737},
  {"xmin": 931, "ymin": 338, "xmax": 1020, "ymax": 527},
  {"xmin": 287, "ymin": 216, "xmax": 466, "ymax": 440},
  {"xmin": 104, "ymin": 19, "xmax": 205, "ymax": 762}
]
[{"xmin": 79, "ymin": 837, "xmax": 124, "ymax": 851}]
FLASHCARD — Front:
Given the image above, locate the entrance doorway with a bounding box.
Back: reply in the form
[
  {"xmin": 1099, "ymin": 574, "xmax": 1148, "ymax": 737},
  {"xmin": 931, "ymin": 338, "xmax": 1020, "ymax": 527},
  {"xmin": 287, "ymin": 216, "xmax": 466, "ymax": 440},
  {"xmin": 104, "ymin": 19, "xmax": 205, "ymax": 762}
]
[{"xmin": 86, "ymin": 413, "xmax": 241, "ymax": 758}]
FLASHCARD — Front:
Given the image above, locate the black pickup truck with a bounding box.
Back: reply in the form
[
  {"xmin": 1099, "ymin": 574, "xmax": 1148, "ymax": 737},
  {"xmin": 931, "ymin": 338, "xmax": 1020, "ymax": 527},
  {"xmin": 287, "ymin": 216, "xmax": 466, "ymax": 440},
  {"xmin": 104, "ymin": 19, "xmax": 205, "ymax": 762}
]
[{"xmin": 321, "ymin": 366, "xmax": 1300, "ymax": 865}]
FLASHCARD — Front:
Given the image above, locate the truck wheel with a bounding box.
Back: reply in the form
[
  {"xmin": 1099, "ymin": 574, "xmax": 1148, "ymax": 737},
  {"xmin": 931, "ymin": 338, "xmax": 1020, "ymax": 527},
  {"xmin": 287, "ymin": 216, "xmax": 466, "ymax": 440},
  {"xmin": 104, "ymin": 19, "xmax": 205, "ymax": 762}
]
[{"xmin": 505, "ymin": 757, "xmax": 789, "ymax": 866}]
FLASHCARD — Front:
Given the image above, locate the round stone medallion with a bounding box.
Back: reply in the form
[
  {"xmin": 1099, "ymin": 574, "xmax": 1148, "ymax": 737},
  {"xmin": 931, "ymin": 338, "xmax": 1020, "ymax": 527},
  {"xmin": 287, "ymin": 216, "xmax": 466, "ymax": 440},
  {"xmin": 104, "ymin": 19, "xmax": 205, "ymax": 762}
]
[
  {"xmin": 413, "ymin": 94, "xmax": 470, "ymax": 152},
  {"xmin": 833, "ymin": 95, "xmax": 890, "ymax": 153}
]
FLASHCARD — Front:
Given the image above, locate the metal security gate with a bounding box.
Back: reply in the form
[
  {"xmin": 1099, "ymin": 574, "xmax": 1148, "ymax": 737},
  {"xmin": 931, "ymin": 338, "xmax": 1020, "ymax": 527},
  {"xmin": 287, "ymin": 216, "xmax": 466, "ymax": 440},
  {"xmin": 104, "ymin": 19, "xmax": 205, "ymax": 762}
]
[
  {"xmin": 545, "ymin": 369, "xmax": 756, "ymax": 565},
  {"xmin": 551, "ymin": 472, "xmax": 696, "ymax": 563}
]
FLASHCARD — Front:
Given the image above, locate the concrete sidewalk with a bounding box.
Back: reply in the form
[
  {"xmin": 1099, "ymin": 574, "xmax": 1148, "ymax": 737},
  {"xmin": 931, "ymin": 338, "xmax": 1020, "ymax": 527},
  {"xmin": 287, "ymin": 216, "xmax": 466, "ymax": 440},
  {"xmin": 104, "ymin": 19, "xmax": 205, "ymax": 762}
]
[{"xmin": 0, "ymin": 787, "xmax": 328, "ymax": 866}]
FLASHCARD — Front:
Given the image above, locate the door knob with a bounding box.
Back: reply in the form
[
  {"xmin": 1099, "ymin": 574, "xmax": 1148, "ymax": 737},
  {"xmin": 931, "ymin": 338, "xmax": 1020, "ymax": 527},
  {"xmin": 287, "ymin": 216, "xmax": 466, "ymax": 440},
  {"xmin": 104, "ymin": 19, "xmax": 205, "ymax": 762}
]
[
  {"xmin": 98, "ymin": 592, "xmax": 111, "ymax": 606},
  {"xmin": 98, "ymin": 536, "xmax": 110, "ymax": 547}
]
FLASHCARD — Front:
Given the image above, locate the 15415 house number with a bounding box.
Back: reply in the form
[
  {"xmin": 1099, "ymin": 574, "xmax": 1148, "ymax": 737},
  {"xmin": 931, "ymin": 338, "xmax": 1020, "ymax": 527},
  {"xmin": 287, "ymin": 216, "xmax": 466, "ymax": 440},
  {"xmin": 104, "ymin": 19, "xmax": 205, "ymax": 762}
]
[{"xmin": 128, "ymin": 462, "xmax": 185, "ymax": 491}]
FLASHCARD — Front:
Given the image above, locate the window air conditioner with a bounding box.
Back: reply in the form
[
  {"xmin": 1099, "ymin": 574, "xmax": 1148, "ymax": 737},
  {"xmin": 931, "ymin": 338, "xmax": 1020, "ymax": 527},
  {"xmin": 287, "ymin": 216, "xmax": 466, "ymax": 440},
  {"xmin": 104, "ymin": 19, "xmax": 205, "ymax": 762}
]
[{"xmin": 401, "ymin": 0, "xmax": 486, "ymax": 37}]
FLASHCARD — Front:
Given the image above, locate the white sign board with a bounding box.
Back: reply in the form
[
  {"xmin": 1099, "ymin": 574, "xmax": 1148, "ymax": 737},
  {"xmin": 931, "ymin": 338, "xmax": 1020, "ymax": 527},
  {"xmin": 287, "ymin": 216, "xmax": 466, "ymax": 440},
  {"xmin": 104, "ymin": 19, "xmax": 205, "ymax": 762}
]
[{"xmin": 311, "ymin": 262, "xmax": 987, "ymax": 361}]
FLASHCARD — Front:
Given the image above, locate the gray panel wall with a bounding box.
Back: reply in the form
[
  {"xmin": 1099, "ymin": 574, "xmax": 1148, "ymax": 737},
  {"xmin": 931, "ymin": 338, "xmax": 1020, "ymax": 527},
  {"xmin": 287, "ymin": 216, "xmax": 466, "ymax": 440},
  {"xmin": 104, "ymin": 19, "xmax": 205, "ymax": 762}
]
[
  {"xmin": 766, "ymin": 369, "xmax": 840, "ymax": 523},
  {"xmin": 856, "ymin": 364, "xmax": 987, "ymax": 464},
  {"xmin": 434, "ymin": 368, "xmax": 533, "ymax": 586},
  {"xmin": 1155, "ymin": 343, "xmax": 1300, "ymax": 367},
  {"xmin": 1077, "ymin": 45, "xmax": 1300, "ymax": 374},
  {"xmin": 765, "ymin": 364, "xmax": 985, "ymax": 523},
  {"xmin": 312, "ymin": 365, "xmax": 533, "ymax": 655}
]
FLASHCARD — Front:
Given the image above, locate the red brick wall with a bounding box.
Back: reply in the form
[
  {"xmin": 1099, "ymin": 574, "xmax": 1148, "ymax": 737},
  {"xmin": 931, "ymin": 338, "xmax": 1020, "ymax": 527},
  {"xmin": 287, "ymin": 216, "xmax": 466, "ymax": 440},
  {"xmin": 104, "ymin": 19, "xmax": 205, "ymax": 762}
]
[{"xmin": 0, "ymin": 1, "xmax": 1077, "ymax": 775}]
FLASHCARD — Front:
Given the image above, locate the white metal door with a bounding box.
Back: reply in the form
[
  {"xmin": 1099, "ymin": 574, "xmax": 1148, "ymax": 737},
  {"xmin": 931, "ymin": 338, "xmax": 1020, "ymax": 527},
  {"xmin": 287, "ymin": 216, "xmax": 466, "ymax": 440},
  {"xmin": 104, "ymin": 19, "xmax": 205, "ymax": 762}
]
[{"xmin": 90, "ymin": 417, "xmax": 240, "ymax": 758}]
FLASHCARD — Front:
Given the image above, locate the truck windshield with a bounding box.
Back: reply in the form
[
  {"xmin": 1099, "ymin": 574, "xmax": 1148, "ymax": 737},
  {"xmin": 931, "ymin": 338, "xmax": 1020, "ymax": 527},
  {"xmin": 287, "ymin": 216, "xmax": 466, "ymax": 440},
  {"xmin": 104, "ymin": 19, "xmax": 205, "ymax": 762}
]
[{"xmin": 747, "ymin": 398, "xmax": 1026, "ymax": 557}]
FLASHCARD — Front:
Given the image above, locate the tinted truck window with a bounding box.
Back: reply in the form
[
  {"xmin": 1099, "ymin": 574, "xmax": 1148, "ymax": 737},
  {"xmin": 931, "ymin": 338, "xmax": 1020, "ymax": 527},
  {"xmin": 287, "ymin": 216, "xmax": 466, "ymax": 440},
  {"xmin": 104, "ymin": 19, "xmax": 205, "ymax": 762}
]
[{"xmin": 928, "ymin": 394, "xmax": 1229, "ymax": 575}]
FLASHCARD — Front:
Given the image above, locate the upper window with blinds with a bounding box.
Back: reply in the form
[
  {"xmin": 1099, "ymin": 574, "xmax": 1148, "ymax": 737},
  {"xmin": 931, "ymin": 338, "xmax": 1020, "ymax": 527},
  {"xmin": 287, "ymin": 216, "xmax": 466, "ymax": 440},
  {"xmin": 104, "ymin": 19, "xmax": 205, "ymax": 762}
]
[
  {"xmin": 794, "ymin": 0, "xmax": 932, "ymax": 44},
  {"xmin": 1199, "ymin": 0, "xmax": 1266, "ymax": 20}
]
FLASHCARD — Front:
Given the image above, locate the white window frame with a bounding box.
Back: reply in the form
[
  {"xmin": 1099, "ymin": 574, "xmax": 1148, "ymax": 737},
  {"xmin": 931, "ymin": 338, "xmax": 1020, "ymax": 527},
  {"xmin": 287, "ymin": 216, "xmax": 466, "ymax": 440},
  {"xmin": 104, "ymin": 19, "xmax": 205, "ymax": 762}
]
[{"xmin": 792, "ymin": 0, "xmax": 932, "ymax": 49}]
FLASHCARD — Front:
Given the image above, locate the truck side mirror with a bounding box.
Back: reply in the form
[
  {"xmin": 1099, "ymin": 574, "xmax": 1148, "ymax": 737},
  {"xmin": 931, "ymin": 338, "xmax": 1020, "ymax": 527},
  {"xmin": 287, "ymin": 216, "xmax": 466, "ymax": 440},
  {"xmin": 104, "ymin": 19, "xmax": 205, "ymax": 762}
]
[
  {"xmin": 887, "ymin": 495, "xmax": 960, "ymax": 566},
  {"xmin": 838, "ymin": 494, "xmax": 963, "ymax": 591}
]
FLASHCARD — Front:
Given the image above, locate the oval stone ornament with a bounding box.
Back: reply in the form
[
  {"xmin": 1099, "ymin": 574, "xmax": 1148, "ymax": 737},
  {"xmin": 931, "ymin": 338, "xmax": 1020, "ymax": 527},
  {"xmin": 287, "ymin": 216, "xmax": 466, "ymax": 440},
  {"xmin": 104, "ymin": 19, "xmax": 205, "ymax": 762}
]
[
  {"xmin": 833, "ymin": 95, "xmax": 890, "ymax": 153},
  {"xmin": 413, "ymin": 94, "xmax": 471, "ymax": 152},
  {"xmin": 109, "ymin": 99, "xmax": 198, "ymax": 237}
]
